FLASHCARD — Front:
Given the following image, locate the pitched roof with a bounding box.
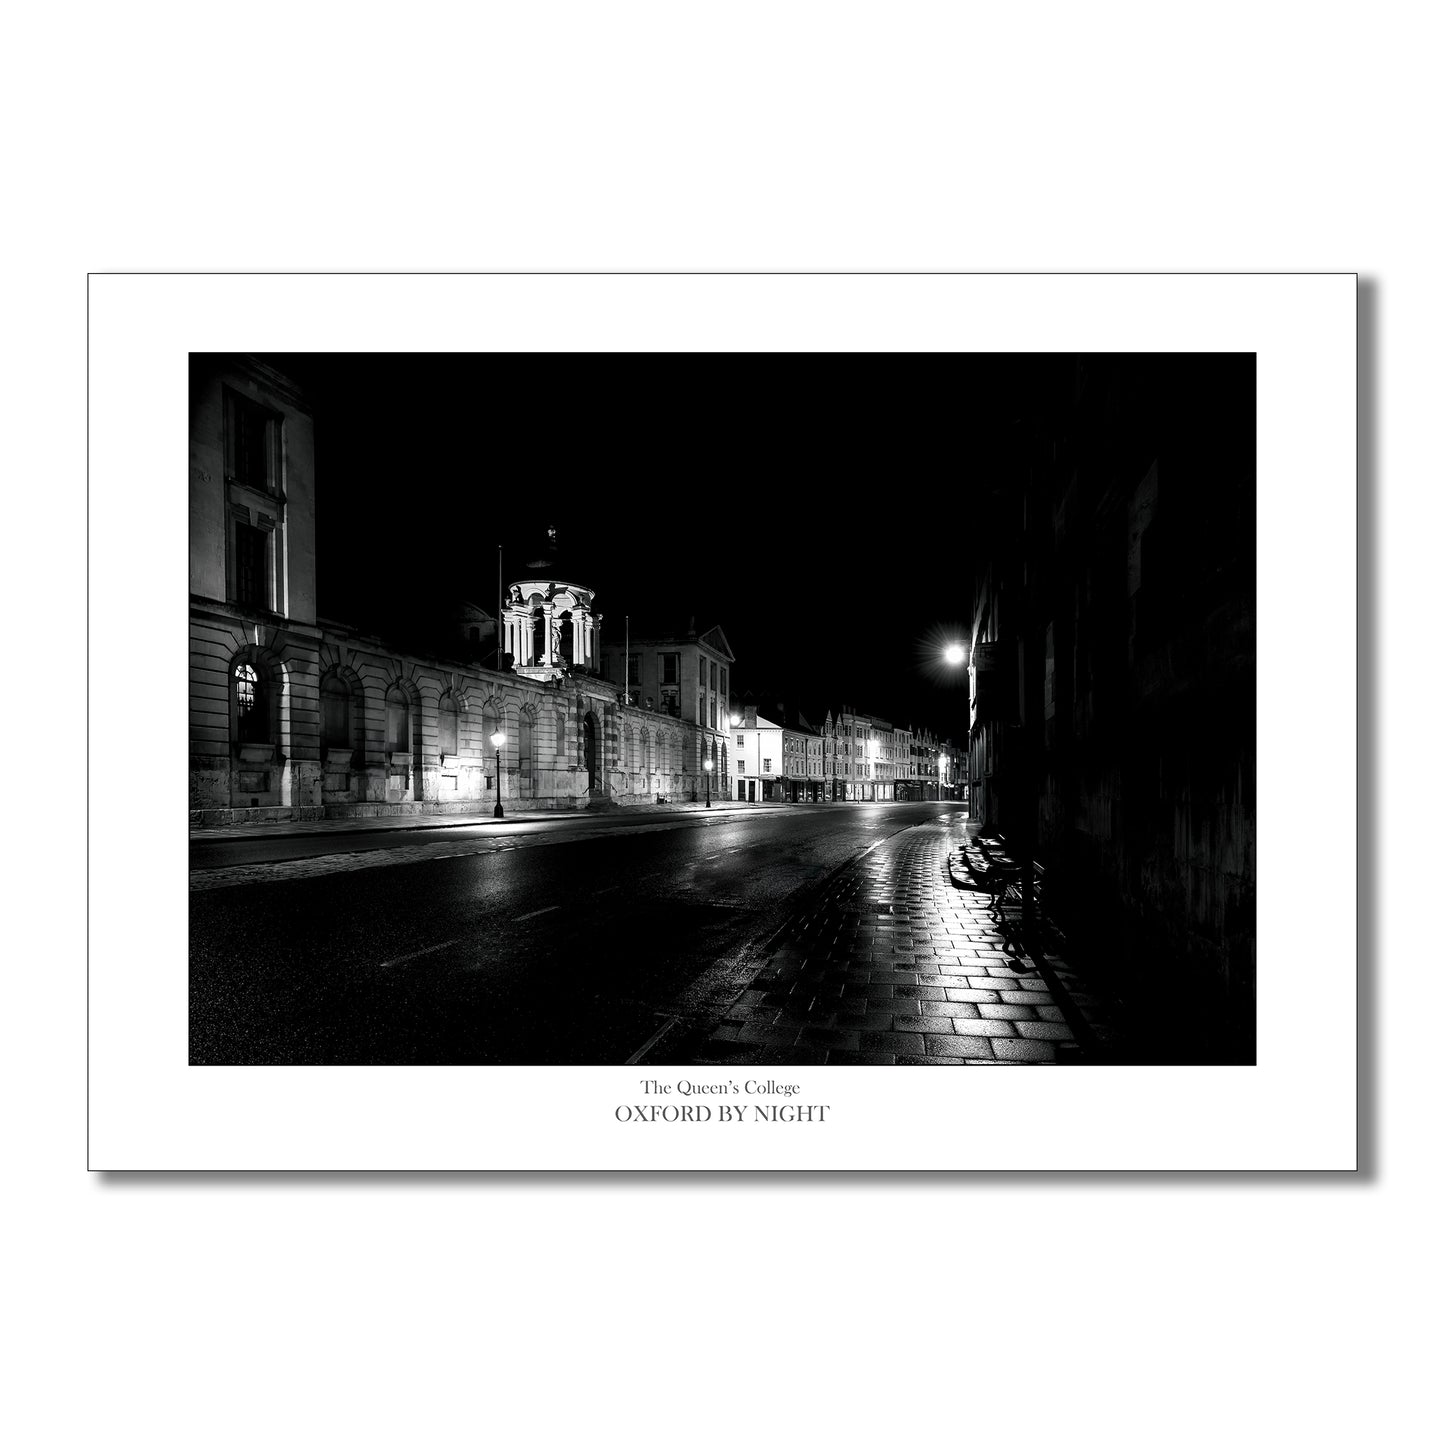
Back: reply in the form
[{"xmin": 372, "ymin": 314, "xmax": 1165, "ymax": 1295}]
[
  {"xmin": 696, "ymin": 624, "xmax": 734, "ymax": 661},
  {"xmin": 602, "ymin": 619, "xmax": 735, "ymax": 662}
]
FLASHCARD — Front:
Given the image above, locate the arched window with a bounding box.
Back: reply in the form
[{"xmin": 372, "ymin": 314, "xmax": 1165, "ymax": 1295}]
[
  {"xmin": 321, "ymin": 673, "xmax": 350, "ymax": 750},
  {"xmin": 532, "ymin": 609, "xmax": 546, "ymax": 662},
  {"xmin": 385, "ymin": 686, "xmax": 410, "ymax": 755},
  {"xmin": 236, "ymin": 663, "xmax": 268, "ymax": 744},
  {"xmin": 480, "ymin": 702, "xmax": 501, "ymax": 789},
  {"xmin": 439, "ymin": 692, "xmax": 459, "ymax": 757},
  {"xmin": 640, "ymin": 728, "xmax": 650, "ymax": 775},
  {"xmin": 622, "ymin": 725, "xmax": 633, "ymax": 772}
]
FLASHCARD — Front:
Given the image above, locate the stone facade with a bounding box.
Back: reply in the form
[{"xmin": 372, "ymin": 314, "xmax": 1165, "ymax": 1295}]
[
  {"xmin": 600, "ymin": 624, "xmax": 734, "ymax": 797},
  {"xmin": 189, "ymin": 356, "xmax": 720, "ymax": 825},
  {"xmin": 895, "ymin": 726, "xmax": 965, "ymax": 801},
  {"xmin": 964, "ymin": 354, "xmax": 1256, "ymax": 1058},
  {"xmin": 820, "ymin": 708, "xmax": 903, "ymax": 801},
  {"xmin": 502, "ymin": 579, "xmax": 602, "ymax": 679},
  {"xmin": 780, "ymin": 723, "xmax": 825, "ymax": 802}
]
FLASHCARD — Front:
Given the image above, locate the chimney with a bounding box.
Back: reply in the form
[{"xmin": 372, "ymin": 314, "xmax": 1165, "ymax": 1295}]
[{"xmin": 744, "ymin": 705, "xmax": 758, "ymax": 727}]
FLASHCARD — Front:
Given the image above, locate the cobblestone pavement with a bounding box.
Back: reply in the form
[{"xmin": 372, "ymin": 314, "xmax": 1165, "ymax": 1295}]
[{"xmin": 682, "ymin": 817, "xmax": 1124, "ymax": 1065}]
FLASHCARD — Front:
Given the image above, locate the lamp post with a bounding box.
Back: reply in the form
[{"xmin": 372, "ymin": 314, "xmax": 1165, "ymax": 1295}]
[
  {"xmin": 491, "ymin": 728, "xmax": 506, "ymax": 818},
  {"xmin": 942, "ymin": 642, "xmax": 968, "ymax": 804},
  {"xmin": 703, "ymin": 756, "xmax": 713, "ymax": 808}
]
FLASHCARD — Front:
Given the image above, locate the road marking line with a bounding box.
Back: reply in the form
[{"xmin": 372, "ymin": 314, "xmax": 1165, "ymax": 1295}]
[
  {"xmin": 516, "ymin": 904, "xmax": 562, "ymax": 922},
  {"xmin": 625, "ymin": 1016, "xmax": 679, "ymax": 1065},
  {"xmin": 379, "ymin": 938, "xmax": 468, "ymax": 968}
]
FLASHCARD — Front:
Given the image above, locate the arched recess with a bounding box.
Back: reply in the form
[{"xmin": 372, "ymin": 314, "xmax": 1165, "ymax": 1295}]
[
  {"xmin": 229, "ymin": 644, "xmax": 282, "ymax": 749},
  {"xmin": 438, "ymin": 689, "xmax": 460, "ymax": 760},
  {"xmin": 581, "ymin": 710, "xmax": 599, "ymax": 795},
  {"xmin": 451, "ymin": 686, "xmax": 484, "ymax": 758},
  {"xmin": 319, "ymin": 664, "xmax": 366, "ymax": 800},
  {"xmin": 518, "ymin": 704, "xmax": 536, "ymax": 799},
  {"xmin": 384, "ymin": 684, "xmax": 410, "ymax": 753},
  {"xmin": 479, "ymin": 695, "xmax": 503, "ymax": 799},
  {"xmin": 228, "ymin": 642, "xmax": 286, "ymax": 808},
  {"xmin": 320, "ymin": 666, "xmax": 365, "ymax": 756},
  {"xmin": 382, "ymin": 675, "xmax": 423, "ymax": 803}
]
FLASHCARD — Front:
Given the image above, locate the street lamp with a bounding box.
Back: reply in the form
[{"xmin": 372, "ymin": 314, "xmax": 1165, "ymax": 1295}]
[
  {"xmin": 491, "ymin": 728, "xmax": 506, "ymax": 818},
  {"xmin": 703, "ymin": 757, "xmax": 713, "ymax": 808},
  {"xmin": 939, "ymin": 643, "xmax": 968, "ymax": 802}
]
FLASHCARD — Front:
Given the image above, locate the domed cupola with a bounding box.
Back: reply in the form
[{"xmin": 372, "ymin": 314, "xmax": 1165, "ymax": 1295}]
[{"xmin": 500, "ymin": 530, "xmax": 602, "ymax": 682}]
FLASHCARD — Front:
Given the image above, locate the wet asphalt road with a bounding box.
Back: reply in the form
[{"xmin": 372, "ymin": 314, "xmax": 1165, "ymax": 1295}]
[{"xmin": 190, "ymin": 804, "xmax": 961, "ymax": 1065}]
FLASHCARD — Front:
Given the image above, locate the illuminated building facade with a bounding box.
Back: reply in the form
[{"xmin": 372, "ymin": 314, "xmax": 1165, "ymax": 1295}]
[
  {"xmin": 600, "ymin": 624, "xmax": 734, "ymax": 799},
  {"xmin": 188, "ymin": 356, "xmax": 726, "ymax": 823},
  {"xmin": 821, "ymin": 708, "xmax": 904, "ymax": 801},
  {"xmin": 731, "ymin": 706, "xmax": 783, "ymax": 802}
]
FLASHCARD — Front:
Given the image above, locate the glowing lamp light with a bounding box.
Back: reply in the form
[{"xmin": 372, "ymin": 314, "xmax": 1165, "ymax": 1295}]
[
  {"xmin": 944, "ymin": 643, "xmax": 967, "ymax": 666},
  {"xmin": 490, "ymin": 730, "xmax": 507, "ymax": 819}
]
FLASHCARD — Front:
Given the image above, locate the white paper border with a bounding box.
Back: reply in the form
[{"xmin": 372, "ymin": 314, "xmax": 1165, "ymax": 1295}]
[{"xmin": 88, "ymin": 273, "xmax": 1355, "ymax": 1170}]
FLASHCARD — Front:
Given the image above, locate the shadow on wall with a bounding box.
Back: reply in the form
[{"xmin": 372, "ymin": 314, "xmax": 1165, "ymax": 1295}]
[{"xmin": 1041, "ymin": 719, "xmax": 1256, "ymax": 1065}]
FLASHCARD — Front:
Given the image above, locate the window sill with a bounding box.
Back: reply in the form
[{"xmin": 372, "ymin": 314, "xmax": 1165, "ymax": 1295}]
[
  {"xmin": 223, "ymin": 600, "xmax": 285, "ymax": 622},
  {"xmin": 225, "ymin": 478, "xmax": 286, "ymax": 507}
]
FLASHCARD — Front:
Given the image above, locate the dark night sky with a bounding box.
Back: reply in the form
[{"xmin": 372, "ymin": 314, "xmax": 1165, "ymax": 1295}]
[{"xmin": 260, "ymin": 353, "xmax": 1038, "ymax": 740}]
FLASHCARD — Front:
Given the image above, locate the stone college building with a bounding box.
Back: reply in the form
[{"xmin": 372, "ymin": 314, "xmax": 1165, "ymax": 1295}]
[{"xmin": 188, "ymin": 356, "xmax": 729, "ymax": 825}]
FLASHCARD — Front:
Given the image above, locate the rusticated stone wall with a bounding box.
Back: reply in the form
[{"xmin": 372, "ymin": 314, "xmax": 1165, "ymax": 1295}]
[{"xmin": 189, "ymin": 611, "xmax": 717, "ymax": 827}]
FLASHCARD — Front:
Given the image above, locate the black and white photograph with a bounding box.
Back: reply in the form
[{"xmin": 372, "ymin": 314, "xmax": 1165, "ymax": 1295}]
[
  {"xmin": 22, "ymin": 0, "xmax": 1445, "ymax": 1435},
  {"xmin": 188, "ymin": 350, "xmax": 1256, "ymax": 1069}
]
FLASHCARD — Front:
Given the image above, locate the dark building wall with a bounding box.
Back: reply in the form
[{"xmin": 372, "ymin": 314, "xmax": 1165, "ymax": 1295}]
[{"xmin": 969, "ymin": 356, "xmax": 1256, "ymax": 1059}]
